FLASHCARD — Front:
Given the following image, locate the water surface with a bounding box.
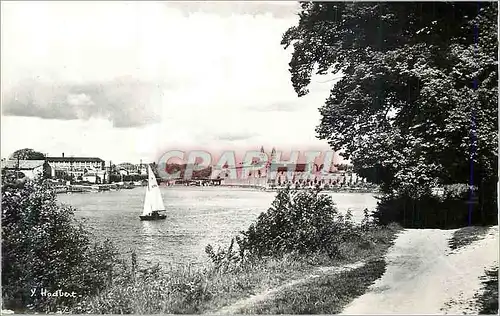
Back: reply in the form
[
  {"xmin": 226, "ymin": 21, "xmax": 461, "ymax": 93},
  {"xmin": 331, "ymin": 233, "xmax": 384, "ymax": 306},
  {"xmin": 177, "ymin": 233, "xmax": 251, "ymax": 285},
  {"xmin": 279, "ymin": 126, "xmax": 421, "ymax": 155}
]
[{"xmin": 58, "ymin": 186, "xmax": 377, "ymax": 267}]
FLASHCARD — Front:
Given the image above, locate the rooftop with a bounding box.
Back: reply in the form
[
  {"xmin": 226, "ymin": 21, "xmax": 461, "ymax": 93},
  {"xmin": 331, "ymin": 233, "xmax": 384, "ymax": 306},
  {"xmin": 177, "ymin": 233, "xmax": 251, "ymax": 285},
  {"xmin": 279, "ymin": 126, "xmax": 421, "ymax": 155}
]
[
  {"xmin": 46, "ymin": 157, "xmax": 104, "ymax": 162},
  {"xmin": 1, "ymin": 160, "xmax": 46, "ymax": 170}
]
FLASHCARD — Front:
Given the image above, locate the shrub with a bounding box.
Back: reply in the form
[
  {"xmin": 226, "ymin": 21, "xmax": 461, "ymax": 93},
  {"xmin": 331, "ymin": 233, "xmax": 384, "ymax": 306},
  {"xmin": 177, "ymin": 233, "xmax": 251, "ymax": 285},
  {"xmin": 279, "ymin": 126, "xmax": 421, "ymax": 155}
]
[
  {"xmin": 373, "ymin": 192, "xmax": 498, "ymax": 229},
  {"xmin": 1, "ymin": 178, "xmax": 121, "ymax": 312},
  {"xmin": 205, "ymin": 238, "xmax": 242, "ymax": 272},
  {"xmin": 231, "ymin": 188, "xmax": 368, "ymax": 259},
  {"xmin": 443, "ymin": 184, "xmax": 476, "ymax": 200}
]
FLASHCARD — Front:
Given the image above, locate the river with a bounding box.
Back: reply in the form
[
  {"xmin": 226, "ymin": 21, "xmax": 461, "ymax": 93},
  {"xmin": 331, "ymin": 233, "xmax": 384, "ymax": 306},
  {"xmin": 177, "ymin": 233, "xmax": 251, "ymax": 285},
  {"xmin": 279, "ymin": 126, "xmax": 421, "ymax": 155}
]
[{"xmin": 57, "ymin": 186, "xmax": 378, "ymax": 268}]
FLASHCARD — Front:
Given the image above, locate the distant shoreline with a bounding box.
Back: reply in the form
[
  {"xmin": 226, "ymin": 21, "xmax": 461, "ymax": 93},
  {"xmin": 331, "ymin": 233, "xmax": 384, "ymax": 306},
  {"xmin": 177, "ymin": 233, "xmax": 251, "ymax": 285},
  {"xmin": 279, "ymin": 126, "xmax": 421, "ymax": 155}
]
[
  {"xmin": 219, "ymin": 185, "xmax": 380, "ymax": 194},
  {"xmin": 54, "ymin": 183, "xmax": 380, "ymax": 195}
]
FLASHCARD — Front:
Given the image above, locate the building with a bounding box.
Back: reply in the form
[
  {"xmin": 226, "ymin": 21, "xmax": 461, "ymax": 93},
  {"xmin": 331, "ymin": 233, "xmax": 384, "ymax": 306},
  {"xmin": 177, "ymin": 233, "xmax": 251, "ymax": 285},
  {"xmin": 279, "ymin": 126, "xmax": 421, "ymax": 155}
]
[
  {"xmin": 1, "ymin": 159, "xmax": 50, "ymax": 180},
  {"xmin": 46, "ymin": 153, "xmax": 106, "ymax": 182},
  {"xmin": 46, "ymin": 153, "xmax": 105, "ymax": 171},
  {"xmin": 118, "ymin": 169, "xmax": 129, "ymax": 176},
  {"xmin": 209, "ymin": 146, "xmax": 365, "ymax": 187},
  {"xmin": 138, "ymin": 165, "xmax": 148, "ymax": 175},
  {"xmin": 82, "ymin": 172, "xmax": 102, "ymax": 183},
  {"xmin": 116, "ymin": 162, "xmax": 147, "ymax": 176}
]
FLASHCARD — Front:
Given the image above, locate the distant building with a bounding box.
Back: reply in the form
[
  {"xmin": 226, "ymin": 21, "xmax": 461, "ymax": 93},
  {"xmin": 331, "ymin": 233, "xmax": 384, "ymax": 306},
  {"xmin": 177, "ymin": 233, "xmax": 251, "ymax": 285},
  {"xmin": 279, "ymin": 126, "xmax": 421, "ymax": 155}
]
[
  {"xmin": 116, "ymin": 162, "xmax": 147, "ymax": 176},
  {"xmin": 1, "ymin": 159, "xmax": 50, "ymax": 180},
  {"xmin": 46, "ymin": 153, "xmax": 106, "ymax": 182},
  {"xmin": 82, "ymin": 172, "xmax": 102, "ymax": 183},
  {"xmin": 138, "ymin": 165, "xmax": 148, "ymax": 175},
  {"xmin": 118, "ymin": 169, "xmax": 129, "ymax": 176},
  {"xmin": 209, "ymin": 147, "xmax": 364, "ymax": 187}
]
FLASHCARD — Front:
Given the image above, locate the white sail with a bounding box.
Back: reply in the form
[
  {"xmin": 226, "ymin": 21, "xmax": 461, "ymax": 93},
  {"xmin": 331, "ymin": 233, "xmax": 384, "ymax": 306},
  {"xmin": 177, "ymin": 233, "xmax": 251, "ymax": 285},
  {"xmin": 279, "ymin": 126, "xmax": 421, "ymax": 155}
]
[
  {"xmin": 142, "ymin": 187, "xmax": 150, "ymax": 216},
  {"xmin": 142, "ymin": 165, "xmax": 166, "ymax": 216}
]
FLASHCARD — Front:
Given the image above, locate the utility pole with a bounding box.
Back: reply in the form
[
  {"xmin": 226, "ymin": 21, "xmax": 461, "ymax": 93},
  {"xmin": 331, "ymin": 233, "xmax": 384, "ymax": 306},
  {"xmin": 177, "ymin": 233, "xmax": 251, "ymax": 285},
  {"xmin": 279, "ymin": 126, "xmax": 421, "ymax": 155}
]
[
  {"xmin": 16, "ymin": 158, "xmax": 20, "ymax": 180},
  {"xmin": 109, "ymin": 160, "xmax": 112, "ymax": 184}
]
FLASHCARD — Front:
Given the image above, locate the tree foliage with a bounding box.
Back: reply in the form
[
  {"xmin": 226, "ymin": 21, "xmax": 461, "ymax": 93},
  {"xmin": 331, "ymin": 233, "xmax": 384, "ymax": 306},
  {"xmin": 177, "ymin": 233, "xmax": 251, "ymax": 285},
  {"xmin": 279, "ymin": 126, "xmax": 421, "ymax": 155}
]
[
  {"xmin": 234, "ymin": 188, "xmax": 374, "ymax": 259},
  {"xmin": 9, "ymin": 148, "xmax": 46, "ymax": 160},
  {"xmin": 1, "ymin": 178, "xmax": 120, "ymax": 312},
  {"xmin": 281, "ymin": 2, "xmax": 498, "ymax": 200}
]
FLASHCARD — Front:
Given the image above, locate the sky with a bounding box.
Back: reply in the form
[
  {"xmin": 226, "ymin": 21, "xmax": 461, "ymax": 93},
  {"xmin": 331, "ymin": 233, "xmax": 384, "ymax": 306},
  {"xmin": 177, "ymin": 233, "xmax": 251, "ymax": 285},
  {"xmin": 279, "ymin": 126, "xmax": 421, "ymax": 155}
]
[{"xmin": 1, "ymin": 1, "xmax": 343, "ymax": 164}]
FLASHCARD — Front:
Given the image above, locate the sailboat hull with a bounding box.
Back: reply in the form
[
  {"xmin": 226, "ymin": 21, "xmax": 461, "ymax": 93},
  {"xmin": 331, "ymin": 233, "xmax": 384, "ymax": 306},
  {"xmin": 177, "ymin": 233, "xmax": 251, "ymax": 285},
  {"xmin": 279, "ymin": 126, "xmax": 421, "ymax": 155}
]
[{"xmin": 139, "ymin": 211, "xmax": 167, "ymax": 221}]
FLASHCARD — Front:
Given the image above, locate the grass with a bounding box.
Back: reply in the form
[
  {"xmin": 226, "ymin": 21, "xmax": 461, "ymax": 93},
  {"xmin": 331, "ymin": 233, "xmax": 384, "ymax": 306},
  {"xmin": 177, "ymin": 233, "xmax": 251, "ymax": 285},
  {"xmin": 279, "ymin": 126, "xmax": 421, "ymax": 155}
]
[
  {"xmin": 475, "ymin": 267, "xmax": 499, "ymax": 315},
  {"xmin": 71, "ymin": 224, "xmax": 401, "ymax": 314},
  {"xmin": 72, "ymin": 257, "xmax": 324, "ymax": 314},
  {"xmin": 238, "ymin": 259, "xmax": 387, "ymax": 314},
  {"xmin": 205, "ymin": 224, "xmax": 400, "ymax": 314},
  {"xmin": 448, "ymin": 226, "xmax": 491, "ymax": 251}
]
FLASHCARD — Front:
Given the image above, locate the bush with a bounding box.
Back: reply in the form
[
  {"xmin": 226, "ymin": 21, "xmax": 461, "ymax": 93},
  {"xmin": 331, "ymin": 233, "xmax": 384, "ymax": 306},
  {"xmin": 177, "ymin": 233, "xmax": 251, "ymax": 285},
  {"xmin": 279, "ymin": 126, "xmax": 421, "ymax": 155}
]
[
  {"xmin": 373, "ymin": 192, "xmax": 498, "ymax": 229},
  {"xmin": 231, "ymin": 188, "xmax": 372, "ymax": 259},
  {"xmin": 1, "ymin": 178, "xmax": 121, "ymax": 312},
  {"xmin": 205, "ymin": 238, "xmax": 242, "ymax": 272},
  {"xmin": 203, "ymin": 188, "xmax": 400, "ymax": 279}
]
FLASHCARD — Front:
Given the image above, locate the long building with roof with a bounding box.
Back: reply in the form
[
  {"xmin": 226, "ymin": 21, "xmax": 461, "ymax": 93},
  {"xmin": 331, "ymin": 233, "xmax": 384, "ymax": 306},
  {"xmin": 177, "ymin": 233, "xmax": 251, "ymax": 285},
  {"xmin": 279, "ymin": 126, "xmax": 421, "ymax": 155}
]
[{"xmin": 45, "ymin": 153, "xmax": 106, "ymax": 181}]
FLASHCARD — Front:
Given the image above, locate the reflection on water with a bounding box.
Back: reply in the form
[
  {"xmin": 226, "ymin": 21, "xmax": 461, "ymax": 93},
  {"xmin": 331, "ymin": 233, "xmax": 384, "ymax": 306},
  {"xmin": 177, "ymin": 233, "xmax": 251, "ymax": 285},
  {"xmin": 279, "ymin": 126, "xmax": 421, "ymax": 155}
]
[
  {"xmin": 140, "ymin": 221, "xmax": 161, "ymax": 261},
  {"xmin": 57, "ymin": 186, "xmax": 377, "ymax": 268}
]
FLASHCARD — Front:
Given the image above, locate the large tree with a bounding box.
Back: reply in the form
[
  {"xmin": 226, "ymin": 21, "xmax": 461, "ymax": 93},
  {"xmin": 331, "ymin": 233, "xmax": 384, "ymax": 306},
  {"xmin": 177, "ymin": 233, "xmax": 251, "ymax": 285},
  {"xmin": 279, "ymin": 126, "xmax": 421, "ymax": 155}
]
[
  {"xmin": 2, "ymin": 178, "xmax": 119, "ymax": 312},
  {"xmin": 10, "ymin": 148, "xmax": 46, "ymax": 160},
  {"xmin": 282, "ymin": 2, "xmax": 498, "ymax": 202}
]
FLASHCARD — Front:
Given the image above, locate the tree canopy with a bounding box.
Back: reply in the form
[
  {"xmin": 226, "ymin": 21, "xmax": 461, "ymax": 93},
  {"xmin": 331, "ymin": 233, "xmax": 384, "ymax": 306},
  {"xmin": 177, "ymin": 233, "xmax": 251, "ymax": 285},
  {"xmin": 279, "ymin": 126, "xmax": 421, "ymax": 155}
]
[
  {"xmin": 9, "ymin": 148, "xmax": 46, "ymax": 160},
  {"xmin": 282, "ymin": 2, "xmax": 498, "ymax": 197},
  {"xmin": 2, "ymin": 179, "xmax": 119, "ymax": 312}
]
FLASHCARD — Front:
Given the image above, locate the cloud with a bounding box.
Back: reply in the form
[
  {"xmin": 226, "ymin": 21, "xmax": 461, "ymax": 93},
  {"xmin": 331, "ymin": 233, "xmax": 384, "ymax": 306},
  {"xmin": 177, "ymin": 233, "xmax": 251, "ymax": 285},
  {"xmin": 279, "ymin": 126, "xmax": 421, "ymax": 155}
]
[
  {"xmin": 246, "ymin": 100, "xmax": 302, "ymax": 112},
  {"xmin": 2, "ymin": 77, "xmax": 166, "ymax": 128},
  {"xmin": 67, "ymin": 93, "xmax": 94, "ymax": 107},
  {"xmin": 0, "ymin": 1, "xmax": 342, "ymax": 163},
  {"xmin": 164, "ymin": 1, "xmax": 299, "ymax": 18},
  {"xmin": 212, "ymin": 132, "xmax": 258, "ymax": 142}
]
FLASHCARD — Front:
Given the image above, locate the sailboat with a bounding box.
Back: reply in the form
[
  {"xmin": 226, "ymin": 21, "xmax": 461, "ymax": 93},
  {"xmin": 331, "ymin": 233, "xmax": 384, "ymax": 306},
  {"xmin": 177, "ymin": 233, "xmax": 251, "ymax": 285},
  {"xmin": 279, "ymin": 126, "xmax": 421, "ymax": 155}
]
[{"xmin": 139, "ymin": 165, "xmax": 167, "ymax": 221}]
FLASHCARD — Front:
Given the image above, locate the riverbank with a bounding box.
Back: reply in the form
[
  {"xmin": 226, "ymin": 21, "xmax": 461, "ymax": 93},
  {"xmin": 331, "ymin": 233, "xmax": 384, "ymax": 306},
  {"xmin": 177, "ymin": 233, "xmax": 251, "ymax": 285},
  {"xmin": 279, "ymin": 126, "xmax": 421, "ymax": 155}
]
[
  {"xmin": 63, "ymin": 188, "xmax": 397, "ymax": 314},
  {"xmin": 55, "ymin": 182, "xmax": 380, "ymax": 195},
  {"xmin": 262, "ymin": 186, "xmax": 380, "ymax": 194},
  {"xmin": 71, "ymin": 223, "xmax": 401, "ymax": 314},
  {"xmin": 7, "ymin": 180, "xmax": 496, "ymax": 314},
  {"xmin": 6, "ymin": 223, "xmax": 496, "ymax": 314},
  {"xmin": 174, "ymin": 181, "xmax": 380, "ymax": 194},
  {"xmin": 57, "ymin": 186, "xmax": 379, "ymax": 268},
  {"xmin": 53, "ymin": 182, "xmax": 144, "ymax": 194}
]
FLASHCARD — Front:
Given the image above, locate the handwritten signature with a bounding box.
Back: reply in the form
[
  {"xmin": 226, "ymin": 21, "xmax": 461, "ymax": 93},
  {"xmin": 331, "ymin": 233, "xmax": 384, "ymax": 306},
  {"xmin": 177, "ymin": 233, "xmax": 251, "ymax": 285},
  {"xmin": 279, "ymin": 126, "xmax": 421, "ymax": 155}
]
[{"xmin": 31, "ymin": 288, "xmax": 81, "ymax": 298}]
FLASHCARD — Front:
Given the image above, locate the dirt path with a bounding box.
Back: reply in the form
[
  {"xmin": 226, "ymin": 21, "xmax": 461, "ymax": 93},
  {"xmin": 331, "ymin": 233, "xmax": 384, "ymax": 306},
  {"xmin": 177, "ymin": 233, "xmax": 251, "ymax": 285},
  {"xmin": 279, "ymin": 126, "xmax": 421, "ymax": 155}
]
[
  {"xmin": 340, "ymin": 226, "xmax": 499, "ymax": 314},
  {"xmin": 211, "ymin": 261, "xmax": 365, "ymax": 315}
]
